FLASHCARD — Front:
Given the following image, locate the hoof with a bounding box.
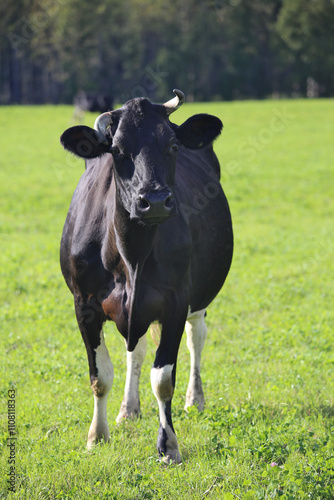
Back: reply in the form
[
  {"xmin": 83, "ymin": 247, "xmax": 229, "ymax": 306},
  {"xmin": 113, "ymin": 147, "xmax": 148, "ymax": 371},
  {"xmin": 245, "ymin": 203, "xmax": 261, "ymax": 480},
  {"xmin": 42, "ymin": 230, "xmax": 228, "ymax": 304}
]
[
  {"xmin": 87, "ymin": 435, "xmax": 109, "ymax": 450},
  {"xmin": 87, "ymin": 429, "xmax": 110, "ymax": 450},
  {"xmin": 184, "ymin": 399, "xmax": 204, "ymax": 412},
  {"xmin": 185, "ymin": 377, "xmax": 205, "ymax": 412},
  {"xmin": 161, "ymin": 450, "xmax": 182, "ymax": 465},
  {"xmin": 116, "ymin": 403, "xmax": 141, "ymax": 423},
  {"xmin": 116, "ymin": 410, "xmax": 141, "ymax": 424},
  {"xmin": 185, "ymin": 391, "xmax": 205, "ymax": 412}
]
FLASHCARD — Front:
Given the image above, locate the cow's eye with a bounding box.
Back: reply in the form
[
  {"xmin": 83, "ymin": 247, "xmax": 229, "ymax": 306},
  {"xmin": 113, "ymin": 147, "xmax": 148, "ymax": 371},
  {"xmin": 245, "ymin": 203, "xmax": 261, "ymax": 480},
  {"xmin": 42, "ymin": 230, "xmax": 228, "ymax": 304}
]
[
  {"xmin": 170, "ymin": 143, "xmax": 179, "ymax": 153},
  {"xmin": 111, "ymin": 146, "xmax": 124, "ymax": 160}
]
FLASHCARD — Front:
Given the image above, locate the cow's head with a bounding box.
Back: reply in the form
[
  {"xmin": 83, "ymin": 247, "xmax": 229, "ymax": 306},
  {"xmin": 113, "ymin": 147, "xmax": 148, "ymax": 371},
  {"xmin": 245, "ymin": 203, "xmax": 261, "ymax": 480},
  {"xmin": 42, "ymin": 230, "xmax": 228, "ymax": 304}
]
[{"xmin": 61, "ymin": 90, "xmax": 222, "ymax": 225}]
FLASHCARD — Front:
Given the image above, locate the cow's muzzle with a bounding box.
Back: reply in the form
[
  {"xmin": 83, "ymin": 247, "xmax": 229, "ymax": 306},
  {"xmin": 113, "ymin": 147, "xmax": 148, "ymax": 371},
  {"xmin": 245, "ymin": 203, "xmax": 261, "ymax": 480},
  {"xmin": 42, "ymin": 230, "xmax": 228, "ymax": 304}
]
[{"xmin": 135, "ymin": 189, "xmax": 176, "ymax": 224}]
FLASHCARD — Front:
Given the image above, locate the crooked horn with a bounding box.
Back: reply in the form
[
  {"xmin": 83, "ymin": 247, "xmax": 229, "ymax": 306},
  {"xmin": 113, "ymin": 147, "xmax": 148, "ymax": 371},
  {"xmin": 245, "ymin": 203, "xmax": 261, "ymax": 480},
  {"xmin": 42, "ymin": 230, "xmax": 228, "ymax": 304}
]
[
  {"xmin": 94, "ymin": 112, "xmax": 113, "ymax": 143},
  {"xmin": 163, "ymin": 89, "xmax": 185, "ymax": 115}
]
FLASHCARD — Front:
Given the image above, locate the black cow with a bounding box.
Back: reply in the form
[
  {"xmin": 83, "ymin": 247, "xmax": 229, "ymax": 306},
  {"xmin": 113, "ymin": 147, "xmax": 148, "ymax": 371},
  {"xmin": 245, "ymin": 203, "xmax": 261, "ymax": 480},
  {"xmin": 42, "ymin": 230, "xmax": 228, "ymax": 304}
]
[
  {"xmin": 60, "ymin": 90, "xmax": 233, "ymax": 463},
  {"xmin": 72, "ymin": 91, "xmax": 113, "ymax": 122}
]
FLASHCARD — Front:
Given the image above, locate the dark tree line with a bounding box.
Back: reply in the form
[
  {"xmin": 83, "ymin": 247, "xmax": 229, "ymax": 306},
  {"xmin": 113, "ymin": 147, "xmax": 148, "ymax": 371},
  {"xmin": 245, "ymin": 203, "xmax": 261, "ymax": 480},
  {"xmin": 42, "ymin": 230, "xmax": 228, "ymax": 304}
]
[{"xmin": 1, "ymin": 0, "xmax": 334, "ymax": 104}]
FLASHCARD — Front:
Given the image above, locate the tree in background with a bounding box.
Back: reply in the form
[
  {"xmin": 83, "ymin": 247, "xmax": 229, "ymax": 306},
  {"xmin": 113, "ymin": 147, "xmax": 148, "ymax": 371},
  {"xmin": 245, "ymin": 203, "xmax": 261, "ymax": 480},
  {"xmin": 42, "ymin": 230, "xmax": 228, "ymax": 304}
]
[
  {"xmin": 276, "ymin": 0, "xmax": 334, "ymax": 97},
  {"xmin": 0, "ymin": 0, "xmax": 333, "ymax": 104}
]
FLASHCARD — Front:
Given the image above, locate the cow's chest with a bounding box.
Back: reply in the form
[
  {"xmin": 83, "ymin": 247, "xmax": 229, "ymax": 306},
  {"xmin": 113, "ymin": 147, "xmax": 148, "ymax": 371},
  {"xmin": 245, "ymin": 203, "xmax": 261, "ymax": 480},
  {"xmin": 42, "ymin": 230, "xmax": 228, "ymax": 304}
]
[{"xmin": 101, "ymin": 267, "xmax": 166, "ymax": 339}]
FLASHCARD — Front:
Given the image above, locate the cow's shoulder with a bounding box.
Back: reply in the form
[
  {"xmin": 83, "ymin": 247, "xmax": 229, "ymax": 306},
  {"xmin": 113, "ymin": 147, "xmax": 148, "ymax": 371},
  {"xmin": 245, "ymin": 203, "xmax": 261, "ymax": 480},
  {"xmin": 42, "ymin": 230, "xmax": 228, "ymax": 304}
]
[{"xmin": 176, "ymin": 145, "xmax": 220, "ymax": 180}]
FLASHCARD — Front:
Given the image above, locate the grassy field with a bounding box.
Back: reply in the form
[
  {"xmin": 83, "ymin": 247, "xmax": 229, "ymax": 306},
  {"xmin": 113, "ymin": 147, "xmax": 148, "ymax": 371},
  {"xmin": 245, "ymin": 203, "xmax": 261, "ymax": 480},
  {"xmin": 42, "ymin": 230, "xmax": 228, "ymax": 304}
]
[{"xmin": 0, "ymin": 98, "xmax": 333, "ymax": 499}]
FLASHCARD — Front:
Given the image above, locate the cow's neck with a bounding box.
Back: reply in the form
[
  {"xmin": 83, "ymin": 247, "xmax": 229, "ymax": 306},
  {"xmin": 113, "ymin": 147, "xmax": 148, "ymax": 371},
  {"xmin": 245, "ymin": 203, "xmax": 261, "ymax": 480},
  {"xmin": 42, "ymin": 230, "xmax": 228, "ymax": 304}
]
[
  {"xmin": 106, "ymin": 177, "xmax": 157, "ymax": 273},
  {"xmin": 113, "ymin": 200, "xmax": 157, "ymax": 276},
  {"xmin": 107, "ymin": 183, "xmax": 158, "ymax": 348}
]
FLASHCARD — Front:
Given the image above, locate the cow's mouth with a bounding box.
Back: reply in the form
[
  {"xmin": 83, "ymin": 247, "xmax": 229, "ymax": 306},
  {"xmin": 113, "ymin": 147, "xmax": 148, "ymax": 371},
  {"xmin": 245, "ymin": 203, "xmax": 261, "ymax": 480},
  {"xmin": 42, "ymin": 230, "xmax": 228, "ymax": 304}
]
[{"xmin": 141, "ymin": 214, "xmax": 175, "ymax": 226}]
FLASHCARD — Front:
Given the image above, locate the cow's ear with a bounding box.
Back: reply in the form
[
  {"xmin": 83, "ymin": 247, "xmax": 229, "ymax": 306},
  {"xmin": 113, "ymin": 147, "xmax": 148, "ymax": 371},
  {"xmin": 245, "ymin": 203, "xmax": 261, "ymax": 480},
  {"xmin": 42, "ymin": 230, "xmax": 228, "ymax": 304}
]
[
  {"xmin": 60, "ymin": 126, "xmax": 111, "ymax": 159},
  {"xmin": 175, "ymin": 114, "xmax": 223, "ymax": 149}
]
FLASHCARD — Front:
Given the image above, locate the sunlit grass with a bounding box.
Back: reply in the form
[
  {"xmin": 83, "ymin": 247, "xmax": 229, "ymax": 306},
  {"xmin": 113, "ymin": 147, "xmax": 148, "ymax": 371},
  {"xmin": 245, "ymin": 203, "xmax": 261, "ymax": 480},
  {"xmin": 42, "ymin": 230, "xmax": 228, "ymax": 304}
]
[{"xmin": 1, "ymin": 99, "xmax": 333, "ymax": 499}]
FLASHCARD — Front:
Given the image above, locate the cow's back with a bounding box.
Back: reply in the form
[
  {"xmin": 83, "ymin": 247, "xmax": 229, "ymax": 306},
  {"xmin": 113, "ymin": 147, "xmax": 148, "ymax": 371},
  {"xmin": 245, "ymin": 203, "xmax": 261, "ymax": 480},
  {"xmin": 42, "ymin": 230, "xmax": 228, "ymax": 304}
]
[{"xmin": 60, "ymin": 157, "xmax": 113, "ymax": 295}]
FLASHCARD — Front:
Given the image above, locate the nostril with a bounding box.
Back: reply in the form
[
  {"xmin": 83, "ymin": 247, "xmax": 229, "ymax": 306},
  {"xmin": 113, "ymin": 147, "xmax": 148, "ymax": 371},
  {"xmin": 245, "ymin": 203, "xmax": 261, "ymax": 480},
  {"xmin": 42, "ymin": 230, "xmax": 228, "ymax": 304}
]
[
  {"xmin": 138, "ymin": 196, "xmax": 150, "ymax": 211},
  {"xmin": 165, "ymin": 194, "xmax": 173, "ymax": 209}
]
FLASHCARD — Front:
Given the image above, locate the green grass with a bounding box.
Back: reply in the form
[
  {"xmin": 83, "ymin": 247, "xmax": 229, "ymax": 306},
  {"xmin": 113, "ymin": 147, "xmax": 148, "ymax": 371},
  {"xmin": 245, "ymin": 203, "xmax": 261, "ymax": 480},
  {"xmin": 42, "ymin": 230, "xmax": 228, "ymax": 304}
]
[{"xmin": 1, "ymin": 98, "xmax": 334, "ymax": 499}]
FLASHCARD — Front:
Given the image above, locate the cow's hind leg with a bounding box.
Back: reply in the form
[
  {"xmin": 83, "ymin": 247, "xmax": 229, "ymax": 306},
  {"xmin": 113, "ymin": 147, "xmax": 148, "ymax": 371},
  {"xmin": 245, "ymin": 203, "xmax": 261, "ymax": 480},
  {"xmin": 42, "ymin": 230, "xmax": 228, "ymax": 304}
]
[
  {"xmin": 185, "ymin": 309, "xmax": 207, "ymax": 411},
  {"xmin": 75, "ymin": 298, "xmax": 114, "ymax": 449},
  {"xmin": 116, "ymin": 334, "xmax": 147, "ymax": 423}
]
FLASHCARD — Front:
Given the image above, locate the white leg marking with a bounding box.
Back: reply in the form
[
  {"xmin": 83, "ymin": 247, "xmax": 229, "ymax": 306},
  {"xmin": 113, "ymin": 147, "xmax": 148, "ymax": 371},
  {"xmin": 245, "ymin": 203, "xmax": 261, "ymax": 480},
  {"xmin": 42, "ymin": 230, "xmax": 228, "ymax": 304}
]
[
  {"xmin": 151, "ymin": 364, "xmax": 174, "ymax": 402},
  {"xmin": 87, "ymin": 331, "xmax": 114, "ymax": 449},
  {"xmin": 151, "ymin": 364, "xmax": 182, "ymax": 464},
  {"xmin": 116, "ymin": 334, "xmax": 147, "ymax": 423},
  {"xmin": 185, "ymin": 309, "xmax": 207, "ymax": 411}
]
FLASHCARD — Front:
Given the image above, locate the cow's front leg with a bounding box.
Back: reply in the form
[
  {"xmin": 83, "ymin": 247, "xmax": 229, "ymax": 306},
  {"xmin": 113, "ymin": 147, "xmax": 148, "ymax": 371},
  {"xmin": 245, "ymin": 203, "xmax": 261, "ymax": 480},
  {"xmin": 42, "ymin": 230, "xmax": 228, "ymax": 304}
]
[
  {"xmin": 87, "ymin": 331, "xmax": 114, "ymax": 449},
  {"xmin": 75, "ymin": 299, "xmax": 114, "ymax": 449},
  {"xmin": 116, "ymin": 334, "xmax": 147, "ymax": 423},
  {"xmin": 151, "ymin": 307, "xmax": 187, "ymax": 464},
  {"xmin": 151, "ymin": 364, "xmax": 181, "ymax": 464},
  {"xmin": 185, "ymin": 309, "xmax": 207, "ymax": 411}
]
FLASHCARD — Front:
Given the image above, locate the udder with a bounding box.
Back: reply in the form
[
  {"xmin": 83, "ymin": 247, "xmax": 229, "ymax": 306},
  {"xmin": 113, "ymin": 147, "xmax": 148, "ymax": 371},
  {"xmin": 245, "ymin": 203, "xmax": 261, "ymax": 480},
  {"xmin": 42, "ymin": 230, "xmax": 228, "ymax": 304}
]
[{"xmin": 102, "ymin": 280, "xmax": 129, "ymax": 337}]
